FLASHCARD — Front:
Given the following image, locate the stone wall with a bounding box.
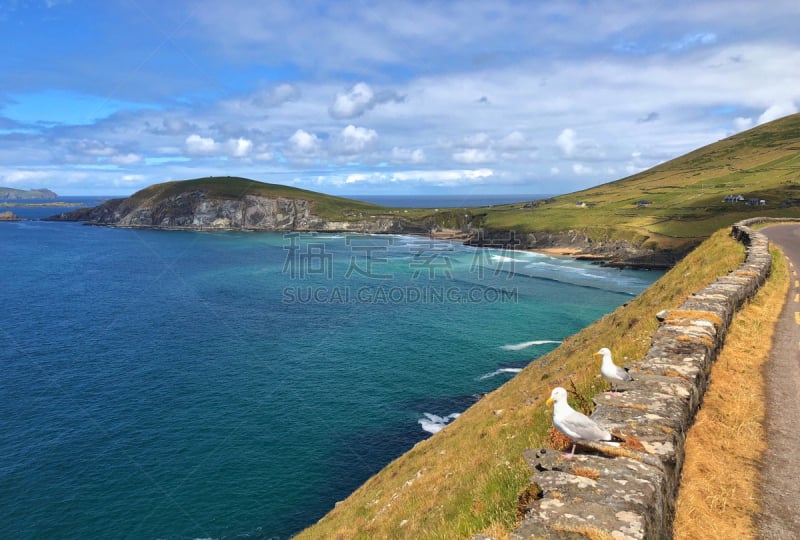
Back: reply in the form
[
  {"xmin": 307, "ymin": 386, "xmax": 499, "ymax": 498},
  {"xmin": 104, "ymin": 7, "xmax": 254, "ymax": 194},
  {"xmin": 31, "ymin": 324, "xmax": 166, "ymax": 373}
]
[{"xmin": 505, "ymin": 219, "xmax": 797, "ymax": 540}]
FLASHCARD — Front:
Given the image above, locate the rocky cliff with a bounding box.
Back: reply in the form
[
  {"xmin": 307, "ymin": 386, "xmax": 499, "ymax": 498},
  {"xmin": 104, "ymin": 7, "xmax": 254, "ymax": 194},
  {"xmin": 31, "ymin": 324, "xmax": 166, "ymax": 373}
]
[
  {"xmin": 465, "ymin": 228, "xmax": 689, "ymax": 269},
  {"xmin": 46, "ymin": 189, "xmax": 424, "ymax": 234}
]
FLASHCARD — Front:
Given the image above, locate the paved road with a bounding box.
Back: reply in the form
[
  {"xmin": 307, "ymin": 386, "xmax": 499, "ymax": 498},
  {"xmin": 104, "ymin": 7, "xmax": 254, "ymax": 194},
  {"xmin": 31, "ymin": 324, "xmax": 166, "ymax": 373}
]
[{"xmin": 759, "ymin": 224, "xmax": 800, "ymax": 539}]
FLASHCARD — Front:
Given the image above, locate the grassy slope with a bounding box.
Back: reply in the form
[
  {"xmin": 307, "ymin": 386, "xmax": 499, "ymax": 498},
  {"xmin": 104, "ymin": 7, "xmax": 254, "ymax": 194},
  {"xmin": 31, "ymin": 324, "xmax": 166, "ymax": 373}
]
[
  {"xmin": 124, "ymin": 176, "xmax": 468, "ymax": 227},
  {"xmin": 473, "ymin": 113, "xmax": 800, "ymax": 251},
  {"xmin": 125, "ymin": 176, "xmax": 390, "ymax": 221},
  {"xmin": 296, "ymin": 229, "xmax": 745, "ymax": 539}
]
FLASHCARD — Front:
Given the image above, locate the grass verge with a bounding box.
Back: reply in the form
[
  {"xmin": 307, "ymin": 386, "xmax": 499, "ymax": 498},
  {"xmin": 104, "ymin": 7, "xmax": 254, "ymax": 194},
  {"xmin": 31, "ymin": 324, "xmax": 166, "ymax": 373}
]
[
  {"xmin": 295, "ymin": 229, "xmax": 746, "ymax": 539},
  {"xmin": 673, "ymin": 246, "xmax": 789, "ymax": 539}
]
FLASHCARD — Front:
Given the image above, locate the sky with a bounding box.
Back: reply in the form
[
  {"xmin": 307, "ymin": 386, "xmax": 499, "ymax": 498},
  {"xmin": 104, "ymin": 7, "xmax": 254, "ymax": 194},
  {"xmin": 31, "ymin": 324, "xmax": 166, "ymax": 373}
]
[{"xmin": 1, "ymin": 1, "xmax": 800, "ymax": 197}]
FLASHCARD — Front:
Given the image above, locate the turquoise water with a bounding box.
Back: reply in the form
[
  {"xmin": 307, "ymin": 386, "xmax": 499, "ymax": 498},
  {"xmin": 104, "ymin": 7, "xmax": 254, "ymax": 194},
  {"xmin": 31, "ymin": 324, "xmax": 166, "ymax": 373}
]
[{"xmin": 0, "ymin": 220, "xmax": 661, "ymax": 539}]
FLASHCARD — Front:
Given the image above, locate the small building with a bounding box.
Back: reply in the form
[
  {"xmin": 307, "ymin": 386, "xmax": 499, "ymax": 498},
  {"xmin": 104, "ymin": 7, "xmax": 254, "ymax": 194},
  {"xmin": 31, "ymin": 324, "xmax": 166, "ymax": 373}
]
[
  {"xmin": 636, "ymin": 200, "xmax": 653, "ymax": 208},
  {"xmin": 746, "ymin": 198, "xmax": 767, "ymax": 207},
  {"xmin": 723, "ymin": 194, "xmax": 745, "ymax": 203}
]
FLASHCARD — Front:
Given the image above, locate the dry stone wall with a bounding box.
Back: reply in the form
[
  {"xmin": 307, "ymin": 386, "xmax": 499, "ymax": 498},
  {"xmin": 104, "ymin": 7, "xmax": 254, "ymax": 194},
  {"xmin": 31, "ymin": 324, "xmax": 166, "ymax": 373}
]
[{"xmin": 504, "ymin": 219, "xmax": 794, "ymax": 540}]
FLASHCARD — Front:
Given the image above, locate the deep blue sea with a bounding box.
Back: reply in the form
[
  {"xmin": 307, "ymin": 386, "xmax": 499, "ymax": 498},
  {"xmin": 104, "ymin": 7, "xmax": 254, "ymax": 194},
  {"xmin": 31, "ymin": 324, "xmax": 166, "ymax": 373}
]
[{"xmin": 1, "ymin": 197, "xmax": 662, "ymax": 539}]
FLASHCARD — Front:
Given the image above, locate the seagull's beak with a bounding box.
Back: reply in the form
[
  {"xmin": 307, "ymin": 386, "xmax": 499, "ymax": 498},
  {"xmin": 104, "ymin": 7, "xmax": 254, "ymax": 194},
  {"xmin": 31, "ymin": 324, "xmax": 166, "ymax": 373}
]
[
  {"xmin": 546, "ymin": 397, "xmax": 554, "ymax": 405},
  {"xmin": 593, "ymin": 352, "xmax": 602, "ymax": 359}
]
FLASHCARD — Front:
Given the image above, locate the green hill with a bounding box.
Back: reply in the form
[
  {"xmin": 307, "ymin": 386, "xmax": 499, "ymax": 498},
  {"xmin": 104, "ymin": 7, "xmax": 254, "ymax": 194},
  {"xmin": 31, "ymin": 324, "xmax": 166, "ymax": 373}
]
[
  {"xmin": 472, "ymin": 113, "xmax": 800, "ymax": 251},
  {"xmin": 124, "ymin": 176, "xmax": 388, "ymax": 220}
]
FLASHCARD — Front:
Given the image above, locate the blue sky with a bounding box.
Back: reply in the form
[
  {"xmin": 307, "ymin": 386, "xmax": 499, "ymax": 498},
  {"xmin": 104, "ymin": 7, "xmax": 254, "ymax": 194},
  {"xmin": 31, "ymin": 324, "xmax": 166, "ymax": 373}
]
[{"xmin": 1, "ymin": 0, "xmax": 799, "ymax": 196}]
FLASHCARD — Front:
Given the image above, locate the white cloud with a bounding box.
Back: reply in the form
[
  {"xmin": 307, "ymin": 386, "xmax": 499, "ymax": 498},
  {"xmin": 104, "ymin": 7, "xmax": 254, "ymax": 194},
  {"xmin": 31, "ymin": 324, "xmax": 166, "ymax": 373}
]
[
  {"xmin": 185, "ymin": 134, "xmax": 218, "ymax": 155},
  {"xmin": 668, "ymin": 32, "xmax": 717, "ymax": 52},
  {"xmin": 110, "ymin": 153, "xmax": 143, "ymax": 165},
  {"xmin": 343, "ymin": 168, "xmax": 494, "ymax": 187},
  {"xmin": 758, "ymin": 102, "xmax": 798, "ymax": 125},
  {"xmin": 185, "ymin": 135, "xmax": 254, "ymax": 158},
  {"xmin": 336, "ymin": 125, "xmax": 378, "ymax": 154},
  {"xmin": 556, "ymin": 128, "xmax": 577, "ymax": 157},
  {"xmin": 391, "ymin": 147, "xmax": 426, "ymax": 163},
  {"xmin": 329, "ymin": 82, "xmax": 402, "ymax": 119},
  {"xmin": 498, "ymin": 131, "xmax": 528, "ymax": 150},
  {"xmin": 73, "ymin": 139, "xmax": 116, "ymax": 157},
  {"xmin": 734, "ymin": 117, "xmax": 754, "ymax": 132},
  {"xmin": 288, "ymin": 129, "xmax": 320, "ymax": 154},
  {"xmin": 392, "ymin": 168, "xmax": 494, "ymax": 185},
  {"xmin": 226, "ymin": 137, "xmax": 253, "ymax": 158},
  {"xmin": 121, "ymin": 174, "xmax": 145, "ymax": 182},
  {"xmin": 252, "ymin": 83, "xmax": 300, "ymax": 107},
  {"xmin": 330, "ymin": 83, "xmax": 375, "ymax": 119},
  {"xmin": 453, "ymin": 148, "xmax": 495, "ymax": 164},
  {"xmin": 0, "ymin": 170, "xmax": 51, "ymax": 185},
  {"xmin": 572, "ymin": 163, "xmax": 594, "ymax": 175},
  {"xmin": 464, "ymin": 132, "xmax": 490, "ymax": 147}
]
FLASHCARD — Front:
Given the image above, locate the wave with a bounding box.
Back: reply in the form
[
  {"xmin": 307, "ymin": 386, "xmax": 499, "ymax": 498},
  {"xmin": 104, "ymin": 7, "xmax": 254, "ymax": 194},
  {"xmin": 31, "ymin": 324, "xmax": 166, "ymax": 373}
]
[
  {"xmin": 418, "ymin": 412, "xmax": 461, "ymax": 434},
  {"xmin": 478, "ymin": 367, "xmax": 522, "ymax": 380},
  {"xmin": 490, "ymin": 254, "xmax": 524, "ymax": 263},
  {"xmin": 501, "ymin": 340, "xmax": 562, "ymax": 351}
]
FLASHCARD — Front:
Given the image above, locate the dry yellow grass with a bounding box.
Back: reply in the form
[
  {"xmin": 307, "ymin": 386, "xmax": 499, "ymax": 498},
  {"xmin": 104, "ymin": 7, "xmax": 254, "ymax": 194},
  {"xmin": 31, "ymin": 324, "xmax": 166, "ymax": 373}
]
[{"xmin": 673, "ymin": 248, "xmax": 789, "ymax": 539}]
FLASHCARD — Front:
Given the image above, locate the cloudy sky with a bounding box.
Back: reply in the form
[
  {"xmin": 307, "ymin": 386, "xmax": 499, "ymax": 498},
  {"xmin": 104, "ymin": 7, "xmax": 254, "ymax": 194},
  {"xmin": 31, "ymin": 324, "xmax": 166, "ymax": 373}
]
[{"xmin": 2, "ymin": 1, "xmax": 799, "ymax": 197}]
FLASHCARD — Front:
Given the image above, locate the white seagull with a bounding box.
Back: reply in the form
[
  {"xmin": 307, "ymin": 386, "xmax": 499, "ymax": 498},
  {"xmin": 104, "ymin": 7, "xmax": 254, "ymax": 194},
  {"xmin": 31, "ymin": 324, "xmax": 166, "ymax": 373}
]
[
  {"xmin": 595, "ymin": 347, "xmax": 634, "ymax": 394},
  {"xmin": 546, "ymin": 386, "xmax": 621, "ymax": 458}
]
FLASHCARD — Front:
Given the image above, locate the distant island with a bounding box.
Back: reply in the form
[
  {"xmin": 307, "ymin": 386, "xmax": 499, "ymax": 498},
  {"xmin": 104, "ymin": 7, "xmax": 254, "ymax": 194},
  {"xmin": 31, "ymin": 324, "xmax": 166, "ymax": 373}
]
[
  {"xmin": 0, "ymin": 201, "xmax": 87, "ymax": 208},
  {"xmin": 0, "ymin": 187, "xmax": 58, "ymax": 200}
]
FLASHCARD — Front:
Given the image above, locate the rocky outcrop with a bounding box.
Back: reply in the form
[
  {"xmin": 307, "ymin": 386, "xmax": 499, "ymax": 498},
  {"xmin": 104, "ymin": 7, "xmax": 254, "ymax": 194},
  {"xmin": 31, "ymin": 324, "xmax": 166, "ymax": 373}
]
[
  {"xmin": 0, "ymin": 211, "xmax": 24, "ymax": 221},
  {"xmin": 504, "ymin": 218, "xmax": 798, "ymax": 540},
  {"xmin": 465, "ymin": 229, "xmax": 689, "ymax": 269},
  {"xmin": 46, "ymin": 190, "xmax": 421, "ymax": 234}
]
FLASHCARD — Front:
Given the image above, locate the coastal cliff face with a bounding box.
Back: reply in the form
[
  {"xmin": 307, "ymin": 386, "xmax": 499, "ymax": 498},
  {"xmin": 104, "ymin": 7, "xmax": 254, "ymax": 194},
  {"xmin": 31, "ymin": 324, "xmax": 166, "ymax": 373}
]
[
  {"xmin": 465, "ymin": 228, "xmax": 689, "ymax": 269},
  {"xmin": 47, "ymin": 190, "xmax": 418, "ymax": 234}
]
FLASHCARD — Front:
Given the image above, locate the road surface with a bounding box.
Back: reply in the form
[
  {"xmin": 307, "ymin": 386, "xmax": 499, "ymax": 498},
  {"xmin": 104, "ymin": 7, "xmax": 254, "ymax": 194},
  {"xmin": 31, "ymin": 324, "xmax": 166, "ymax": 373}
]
[{"xmin": 758, "ymin": 224, "xmax": 800, "ymax": 539}]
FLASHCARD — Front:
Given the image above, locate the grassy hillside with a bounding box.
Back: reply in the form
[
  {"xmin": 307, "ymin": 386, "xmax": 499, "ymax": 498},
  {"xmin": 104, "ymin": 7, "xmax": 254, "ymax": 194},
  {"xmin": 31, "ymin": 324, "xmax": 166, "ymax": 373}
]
[
  {"xmin": 295, "ymin": 228, "xmax": 745, "ymax": 539},
  {"xmin": 471, "ymin": 113, "xmax": 800, "ymax": 251},
  {"xmin": 125, "ymin": 176, "xmax": 390, "ymax": 220}
]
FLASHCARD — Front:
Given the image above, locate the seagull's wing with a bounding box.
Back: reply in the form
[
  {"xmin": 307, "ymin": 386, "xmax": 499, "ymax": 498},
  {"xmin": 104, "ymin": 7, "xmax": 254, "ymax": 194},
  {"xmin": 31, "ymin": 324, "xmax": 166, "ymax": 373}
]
[
  {"xmin": 613, "ymin": 364, "xmax": 634, "ymax": 382},
  {"xmin": 555, "ymin": 409, "xmax": 611, "ymax": 442}
]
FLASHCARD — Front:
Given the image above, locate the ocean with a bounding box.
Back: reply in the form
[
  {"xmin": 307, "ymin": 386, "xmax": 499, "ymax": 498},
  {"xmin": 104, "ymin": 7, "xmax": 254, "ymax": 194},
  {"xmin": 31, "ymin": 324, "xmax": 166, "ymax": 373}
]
[{"xmin": 0, "ymin": 197, "xmax": 662, "ymax": 539}]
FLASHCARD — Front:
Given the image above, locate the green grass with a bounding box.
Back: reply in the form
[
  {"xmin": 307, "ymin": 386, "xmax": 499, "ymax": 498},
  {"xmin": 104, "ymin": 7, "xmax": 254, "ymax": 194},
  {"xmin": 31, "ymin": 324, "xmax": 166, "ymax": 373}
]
[
  {"xmin": 127, "ymin": 176, "xmax": 391, "ymax": 221},
  {"xmin": 295, "ymin": 229, "xmax": 745, "ymax": 539},
  {"xmin": 468, "ymin": 113, "xmax": 800, "ymax": 250}
]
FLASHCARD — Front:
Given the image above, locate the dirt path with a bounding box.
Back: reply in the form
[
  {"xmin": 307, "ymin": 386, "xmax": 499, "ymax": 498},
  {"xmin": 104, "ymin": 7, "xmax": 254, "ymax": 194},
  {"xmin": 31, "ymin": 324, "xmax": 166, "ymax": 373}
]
[{"xmin": 758, "ymin": 224, "xmax": 800, "ymax": 539}]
